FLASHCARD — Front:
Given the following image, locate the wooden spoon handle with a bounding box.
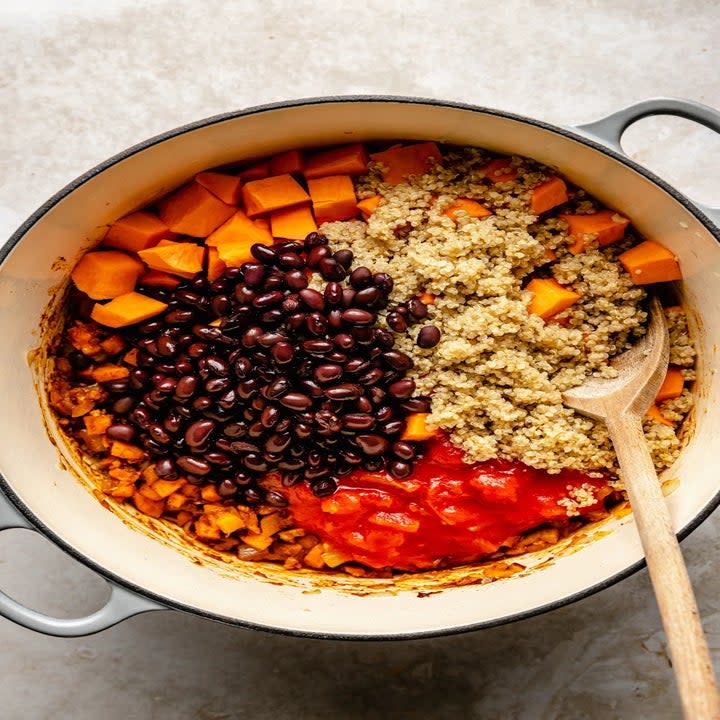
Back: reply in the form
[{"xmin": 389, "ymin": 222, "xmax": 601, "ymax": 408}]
[{"xmin": 606, "ymin": 413, "xmax": 720, "ymax": 720}]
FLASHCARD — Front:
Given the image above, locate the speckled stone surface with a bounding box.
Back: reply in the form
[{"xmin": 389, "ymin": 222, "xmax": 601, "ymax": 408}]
[{"xmin": 1, "ymin": 1, "xmax": 720, "ymax": 718}]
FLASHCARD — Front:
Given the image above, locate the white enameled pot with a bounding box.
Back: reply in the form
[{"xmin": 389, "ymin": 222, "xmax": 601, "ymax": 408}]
[{"xmin": 1, "ymin": 97, "xmax": 719, "ymax": 639}]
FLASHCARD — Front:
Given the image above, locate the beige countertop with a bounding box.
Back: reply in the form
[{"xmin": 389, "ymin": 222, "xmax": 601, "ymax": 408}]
[{"xmin": 1, "ymin": 1, "xmax": 719, "ymax": 718}]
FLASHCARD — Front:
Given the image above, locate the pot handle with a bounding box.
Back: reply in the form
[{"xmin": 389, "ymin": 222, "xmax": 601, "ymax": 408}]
[
  {"xmin": 576, "ymin": 97, "xmax": 720, "ymax": 225},
  {"xmin": 0, "ymin": 489, "xmax": 165, "ymax": 637}
]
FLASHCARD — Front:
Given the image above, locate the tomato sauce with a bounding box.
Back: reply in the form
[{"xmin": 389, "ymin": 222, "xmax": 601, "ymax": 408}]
[{"xmin": 286, "ymin": 436, "xmax": 611, "ymax": 571}]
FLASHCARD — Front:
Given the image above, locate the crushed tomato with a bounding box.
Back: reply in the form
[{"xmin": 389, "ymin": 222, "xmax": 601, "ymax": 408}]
[{"xmin": 286, "ymin": 436, "xmax": 611, "ymax": 571}]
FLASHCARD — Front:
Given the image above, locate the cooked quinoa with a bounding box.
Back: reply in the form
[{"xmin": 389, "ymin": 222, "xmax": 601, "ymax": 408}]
[{"xmin": 322, "ymin": 147, "xmax": 694, "ymax": 478}]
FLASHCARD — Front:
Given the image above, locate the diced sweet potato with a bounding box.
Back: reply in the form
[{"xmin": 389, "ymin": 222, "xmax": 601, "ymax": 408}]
[
  {"xmin": 83, "ymin": 413, "xmax": 112, "ymax": 436},
  {"xmin": 194, "ymin": 171, "xmax": 243, "ymax": 205},
  {"xmin": 90, "ymin": 364, "xmax": 130, "ymax": 383},
  {"xmin": 560, "ymin": 210, "xmax": 630, "ymax": 254},
  {"xmin": 165, "ymin": 492, "xmax": 188, "ymax": 512},
  {"xmin": 270, "ymin": 205, "xmax": 318, "ymax": 240},
  {"xmin": 482, "ymin": 158, "xmax": 518, "ymax": 183},
  {"xmin": 619, "ymin": 240, "xmax": 682, "ymax": 285},
  {"xmin": 158, "ymin": 182, "xmax": 235, "ymax": 236},
  {"xmin": 269, "ymin": 149, "xmax": 304, "ymax": 176},
  {"xmin": 240, "ymin": 174, "xmax": 310, "ymax": 217},
  {"xmin": 356, "ymin": 195, "xmax": 382, "ymax": 219},
  {"xmin": 110, "ymin": 440, "xmax": 146, "ymax": 462},
  {"xmin": 530, "ymin": 177, "xmax": 568, "ymax": 214},
  {"xmin": 646, "ymin": 403, "xmax": 674, "ymax": 427},
  {"xmin": 91, "ymin": 292, "xmax": 168, "ymax": 328},
  {"xmin": 369, "ymin": 142, "xmax": 442, "ymax": 185},
  {"xmin": 307, "ymin": 175, "xmax": 357, "ymax": 224},
  {"xmin": 443, "ymin": 198, "xmax": 492, "ymax": 221},
  {"xmin": 71, "ymin": 250, "xmax": 145, "ymax": 300},
  {"xmin": 200, "ymin": 485, "xmax": 221, "ymax": 503},
  {"xmin": 215, "ymin": 510, "xmax": 247, "ymax": 535},
  {"xmin": 401, "ymin": 413, "xmax": 437, "ymax": 441},
  {"xmin": 137, "ymin": 242, "xmax": 204, "ymax": 279},
  {"xmin": 133, "ymin": 492, "xmax": 165, "ymax": 518},
  {"xmin": 238, "ymin": 161, "xmax": 270, "ymax": 181},
  {"xmin": 152, "ymin": 479, "xmax": 186, "ymax": 499},
  {"xmin": 526, "ymin": 278, "xmax": 581, "ymax": 320},
  {"xmin": 656, "ymin": 367, "xmax": 685, "ymax": 402},
  {"xmin": 304, "ymin": 143, "xmax": 369, "ymax": 179},
  {"xmin": 206, "ymin": 247, "xmax": 226, "ymax": 282},
  {"xmin": 99, "ymin": 334, "xmax": 127, "ymax": 355},
  {"xmin": 205, "ymin": 210, "xmax": 273, "ymax": 248},
  {"xmin": 103, "ymin": 211, "xmax": 175, "ymax": 252},
  {"xmin": 137, "ymin": 269, "xmax": 182, "ymax": 288}
]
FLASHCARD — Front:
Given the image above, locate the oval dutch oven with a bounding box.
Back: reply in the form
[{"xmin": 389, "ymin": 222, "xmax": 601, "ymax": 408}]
[{"xmin": 0, "ymin": 97, "xmax": 719, "ymax": 639}]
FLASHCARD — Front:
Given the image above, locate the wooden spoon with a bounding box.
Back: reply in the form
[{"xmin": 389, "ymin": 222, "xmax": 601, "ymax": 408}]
[{"xmin": 563, "ymin": 296, "xmax": 720, "ymax": 719}]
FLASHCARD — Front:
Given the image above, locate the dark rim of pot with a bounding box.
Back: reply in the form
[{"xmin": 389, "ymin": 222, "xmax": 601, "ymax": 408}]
[{"xmin": 1, "ymin": 95, "xmax": 719, "ymax": 642}]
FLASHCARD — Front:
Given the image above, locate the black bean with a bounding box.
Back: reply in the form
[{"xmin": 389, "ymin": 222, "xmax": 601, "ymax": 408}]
[
  {"xmin": 381, "ymin": 419, "xmax": 405, "ymax": 435},
  {"xmin": 263, "ymin": 377, "xmax": 289, "ymax": 399},
  {"xmin": 299, "ymin": 288, "xmax": 325, "ymax": 311},
  {"xmin": 314, "ymin": 364, "xmax": 343, "ymax": 384},
  {"xmin": 417, "ymin": 325, "xmax": 441, "ymax": 348},
  {"xmin": 374, "ymin": 329, "xmax": 395, "ymax": 350},
  {"xmin": 356, "ymin": 396, "xmax": 373, "ymax": 413},
  {"xmin": 218, "ymin": 478, "xmax": 238, "ymax": 498},
  {"xmin": 155, "ymin": 458, "xmax": 178, "ymax": 479},
  {"xmin": 138, "ymin": 319, "xmax": 163, "ymax": 335},
  {"xmin": 341, "ymin": 288, "xmax": 356, "ymax": 308},
  {"xmin": 265, "ymin": 432, "xmax": 292, "ymax": 453},
  {"xmin": 300, "ymin": 379, "xmax": 324, "ymax": 398},
  {"xmin": 373, "ymin": 273, "xmax": 394, "ymax": 294},
  {"xmin": 185, "ymin": 419, "xmax": 215, "ymax": 448},
  {"xmin": 266, "ymin": 490, "xmax": 289, "ymax": 508},
  {"xmin": 396, "ymin": 304, "xmax": 409, "ymax": 317},
  {"xmin": 282, "ymin": 471, "xmax": 304, "ymax": 487},
  {"xmin": 342, "ymin": 308, "xmax": 374, "ymax": 325},
  {"xmin": 210, "ymin": 278, "xmax": 230, "ymax": 293},
  {"xmin": 392, "ymin": 441, "xmax": 415, "ymax": 461},
  {"xmin": 388, "ymin": 378, "xmax": 416, "ymax": 399},
  {"xmin": 389, "ymin": 460, "xmax": 413, "ymax": 479},
  {"xmin": 314, "ymin": 410, "xmax": 342, "ymax": 435},
  {"xmin": 302, "ymin": 339, "xmax": 334, "ymax": 355},
  {"xmin": 205, "ymin": 377, "xmax": 231, "ymax": 393},
  {"xmin": 241, "ymin": 326, "xmax": 263, "ymax": 348},
  {"xmin": 369, "ymin": 387, "xmax": 386, "ymax": 405},
  {"xmin": 233, "ymin": 471, "xmax": 253, "ymax": 486},
  {"xmin": 341, "ymin": 413, "xmax": 375, "ymax": 430},
  {"xmin": 243, "ymin": 487, "xmax": 264, "ymax": 505},
  {"xmin": 260, "ymin": 405, "xmax": 280, "ymax": 429},
  {"xmin": 130, "ymin": 405, "xmax": 152, "ymax": 428},
  {"xmin": 352, "ymin": 326, "xmax": 374, "ymax": 344},
  {"xmin": 278, "ymin": 252, "xmax": 304, "ymax": 268},
  {"xmin": 382, "ymin": 350, "xmax": 414, "ymax": 370},
  {"xmin": 279, "ymin": 392, "xmax": 313, "ymax": 410},
  {"xmin": 355, "ymin": 434, "xmax": 389, "ymax": 456},
  {"xmin": 323, "ymin": 282, "xmax": 342, "ymax": 306},
  {"xmin": 106, "ymin": 423, "xmax": 135, "ymax": 442},
  {"xmin": 407, "ymin": 297, "xmax": 428, "ymax": 319},
  {"xmin": 165, "ymin": 308, "xmax": 196, "ymax": 325},
  {"xmin": 326, "ymin": 351, "xmax": 348, "ymax": 363},
  {"xmin": 319, "ymin": 257, "xmax": 346, "ymax": 281},
  {"xmin": 305, "ymin": 313, "xmax": 328, "ymax": 336},
  {"xmin": 211, "ymin": 295, "xmax": 232, "ymax": 317},
  {"xmin": 325, "ymin": 384, "xmax": 362, "ymax": 401},
  {"xmin": 233, "ymin": 357, "xmax": 252, "ymax": 378},
  {"xmin": 112, "ymin": 396, "xmax": 135, "ymax": 415},
  {"xmin": 312, "ymin": 478, "xmax": 337, "ymax": 497},
  {"xmin": 68, "ymin": 351, "xmax": 91, "ymax": 370},
  {"xmin": 376, "ymin": 405, "xmax": 394, "ymax": 423},
  {"xmin": 156, "ymin": 335, "xmax": 178, "ymax": 357},
  {"xmin": 148, "ymin": 424, "xmax": 172, "ymax": 444},
  {"xmin": 349, "ymin": 266, "xmax": 372, "ymax": 289},
  {"xmin": 363, "ymin": 457, "xmax": 385, "ymax": 472},
  {"xmin": 354, "ymin": 286, "xmax": 380, "ymax": 307},
  {"xmin": 293, "ymin": 422, "xmax": 312, "ymax": 439},
  {"xmin": 345, "ymin": 358, "xmax": 370, "ymax": 374},
  {"xmin": 258, "ymin": 331, "xmax": 286, "ymax": 348},
  {"xmin": 252, "ymin": 290, "xmax": 284, "ymax": 308},
  {"xmin": 275, "ymin": 241, "xmax": 304, "ymax": 254},
  {"xmin": 358, "ymin": 367, "xmax": 384, "ymax": 386},
  {"xmin": 243, "ymin": 453, "xmax": 268, "ymax": 472},
  {"xmin": 176, "ymin": 456, "xmax": 211, "ymax": 476},
  {"xmin": 269, "ymin": 341, "xmax": 293, "ymax": 365},
  {"xmin": 161, "ymin": 411, "xmax": 181, "ymax": 434},
  {"xmin": 223, "ymin": 421, "xmax": 247, "ymax": 438},
  {"xmin": 205, "ymin": 451, "xmax": 232, "ymax": 466},
  {"xmin": 251, "ymin": 243, "xmax": 277, "ymax": 264},
  {"xmin": 105, "ymin": 379, "xmax": 130, "ymax": 393},
  {"xmin": 235, "ymin": 285, "xmax": 256, "ymax": 304},
  {"xmin": 334, "ymin": 333, "xmax": 355, "ymax": 351},
  {"xmin": 242, "ymin": 264, "xmax": 266, "ymax": 290},
  {"xmin": 307, "ymin": 245, "xmax": 331, "ymax": 267},
  {"xmin": 387, "ymin": 312, "xmax": 407, "ymax": 332},
  {"xmin": 304, "ymin": 232, "xmax": 328, "ymax": 250},
  {"xmin": 285, "ymin": 270, "xmax": 308, "ymax": 291},
  {"xmin": 187, "ymin": 342, "xmax": 209, "ymax": 358},
  {"xmin": 400, "ymin": 397, "xmax": 432, "ymax": 413},
  {"xmin": 333, "ymin": 249, "xmax": 354, "ymax": 269}
]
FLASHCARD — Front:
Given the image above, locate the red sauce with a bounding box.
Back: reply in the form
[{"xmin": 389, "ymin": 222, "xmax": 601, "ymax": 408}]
[{"xmin": 286, "ymin": 436, "xmax": 611, "ymax": 571}]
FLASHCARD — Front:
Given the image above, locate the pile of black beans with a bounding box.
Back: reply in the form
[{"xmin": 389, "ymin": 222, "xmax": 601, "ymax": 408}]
[{"xmin": 89, "ymin": 233, "xmax": 441, "ymax": 505}]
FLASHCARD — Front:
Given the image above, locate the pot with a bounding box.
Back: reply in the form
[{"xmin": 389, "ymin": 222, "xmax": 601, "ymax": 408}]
[{"xmin": 0, "ymin": 96, "xmax": 719, "ymax": 640}]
